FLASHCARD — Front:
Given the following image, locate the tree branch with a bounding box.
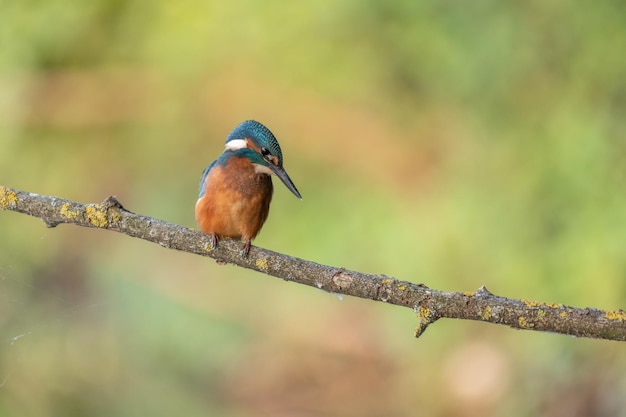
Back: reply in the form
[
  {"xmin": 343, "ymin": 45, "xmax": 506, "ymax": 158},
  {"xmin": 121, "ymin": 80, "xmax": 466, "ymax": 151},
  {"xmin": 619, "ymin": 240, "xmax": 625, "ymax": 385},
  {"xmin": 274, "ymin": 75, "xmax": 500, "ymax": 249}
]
[{"xmin": 2, "ymin": 185, "xmax": 625, "ymax": 341}]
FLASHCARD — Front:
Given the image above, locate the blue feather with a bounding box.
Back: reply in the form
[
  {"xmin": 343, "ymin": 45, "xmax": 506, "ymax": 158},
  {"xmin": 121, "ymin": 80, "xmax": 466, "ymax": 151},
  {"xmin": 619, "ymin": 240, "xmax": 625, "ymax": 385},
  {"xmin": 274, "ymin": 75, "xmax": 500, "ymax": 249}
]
[
  {"xmin": 226, "ymin": 120, "xmax": 283, "ymax": 164},
  {"xmin": 198, "ymin": 160, "xmax": 216, "ymax": 198}
]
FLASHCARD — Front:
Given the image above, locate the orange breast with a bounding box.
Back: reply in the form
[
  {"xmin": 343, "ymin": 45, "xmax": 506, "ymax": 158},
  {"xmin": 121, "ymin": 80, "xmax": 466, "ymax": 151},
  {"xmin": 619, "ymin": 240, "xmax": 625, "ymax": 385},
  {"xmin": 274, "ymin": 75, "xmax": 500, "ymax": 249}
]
[{"xmin": 195, "ymin": 156, "xmax": 273, "ymax": 240}]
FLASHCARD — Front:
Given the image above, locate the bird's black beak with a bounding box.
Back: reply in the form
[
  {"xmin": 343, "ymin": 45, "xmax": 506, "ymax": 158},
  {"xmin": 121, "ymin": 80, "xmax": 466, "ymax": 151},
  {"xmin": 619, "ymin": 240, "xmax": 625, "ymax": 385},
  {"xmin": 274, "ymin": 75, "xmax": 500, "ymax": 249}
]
[{"xmin": 270, "ymin": 165, "xmax": 302, "ymax": 199}]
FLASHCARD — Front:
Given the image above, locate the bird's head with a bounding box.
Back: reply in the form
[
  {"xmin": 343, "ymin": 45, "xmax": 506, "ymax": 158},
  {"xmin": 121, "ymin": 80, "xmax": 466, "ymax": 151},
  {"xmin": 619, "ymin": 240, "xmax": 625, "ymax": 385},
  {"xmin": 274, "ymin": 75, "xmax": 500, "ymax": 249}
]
[{"xmin": 224, "ymin": 120, "xmax": 302, "ymax": 199}]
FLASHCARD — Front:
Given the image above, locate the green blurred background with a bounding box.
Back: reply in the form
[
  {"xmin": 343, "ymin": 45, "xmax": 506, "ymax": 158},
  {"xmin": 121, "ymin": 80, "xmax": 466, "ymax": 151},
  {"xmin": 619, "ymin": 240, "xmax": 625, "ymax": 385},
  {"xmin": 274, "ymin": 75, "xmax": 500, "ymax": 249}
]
[{"xmin": 1, "ymin": 1, "xmax": 626, "ymax": 416}]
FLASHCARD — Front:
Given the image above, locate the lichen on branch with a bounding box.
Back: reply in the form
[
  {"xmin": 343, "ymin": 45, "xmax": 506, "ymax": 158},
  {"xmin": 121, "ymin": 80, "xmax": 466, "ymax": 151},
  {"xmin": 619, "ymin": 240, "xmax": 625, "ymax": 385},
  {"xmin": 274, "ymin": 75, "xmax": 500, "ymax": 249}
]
[{"xmin": 1, "ymin": 184, "xmax": 625, "ymax": 342}]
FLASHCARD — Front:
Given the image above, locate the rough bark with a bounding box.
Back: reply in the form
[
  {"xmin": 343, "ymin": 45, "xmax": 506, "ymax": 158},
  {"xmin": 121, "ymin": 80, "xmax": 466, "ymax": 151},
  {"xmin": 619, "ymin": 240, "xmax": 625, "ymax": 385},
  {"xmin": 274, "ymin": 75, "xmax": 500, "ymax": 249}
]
[{"xmin": 2, "ymin": 185, "xmax": 625, "ymax": 341}]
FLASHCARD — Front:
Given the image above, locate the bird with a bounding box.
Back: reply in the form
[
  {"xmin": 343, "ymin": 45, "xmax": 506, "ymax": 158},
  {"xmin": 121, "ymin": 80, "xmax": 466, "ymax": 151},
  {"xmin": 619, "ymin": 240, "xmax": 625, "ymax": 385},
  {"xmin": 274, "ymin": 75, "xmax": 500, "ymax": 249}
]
[{"xmin": 195, "ymin": 120, "xmax": 302, "ymax": 257}]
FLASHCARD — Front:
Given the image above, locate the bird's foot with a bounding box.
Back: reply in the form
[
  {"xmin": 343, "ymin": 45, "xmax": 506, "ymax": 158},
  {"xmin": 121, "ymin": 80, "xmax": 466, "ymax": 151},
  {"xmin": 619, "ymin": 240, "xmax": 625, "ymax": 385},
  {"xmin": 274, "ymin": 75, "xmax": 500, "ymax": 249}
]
[
  {"xmin": 210, "ymin": 234, "xmax": 219, "ymax": 250},
  {"xmin": 240, "ymin": 239, "xmax": 251, "ymax": 258}
]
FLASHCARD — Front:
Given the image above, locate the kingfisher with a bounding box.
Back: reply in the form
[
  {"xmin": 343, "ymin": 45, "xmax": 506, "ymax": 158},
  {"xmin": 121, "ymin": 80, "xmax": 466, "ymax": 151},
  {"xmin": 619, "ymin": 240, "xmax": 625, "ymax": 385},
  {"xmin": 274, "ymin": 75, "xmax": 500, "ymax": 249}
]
[{"xmin": 195, "ymin": 120, "xmax": 302, "ymax": 257}]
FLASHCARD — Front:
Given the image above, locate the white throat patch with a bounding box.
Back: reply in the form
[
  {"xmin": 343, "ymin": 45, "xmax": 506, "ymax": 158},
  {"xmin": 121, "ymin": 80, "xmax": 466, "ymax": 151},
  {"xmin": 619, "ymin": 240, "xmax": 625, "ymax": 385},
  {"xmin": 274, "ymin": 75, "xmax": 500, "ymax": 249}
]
[
  {"xmin": 224, "ymin": 139, "xmax": 247, "ymax": 151},
  {"xmin": 254, "ymin": 164, "xmax": 274, "ymax": 176}
]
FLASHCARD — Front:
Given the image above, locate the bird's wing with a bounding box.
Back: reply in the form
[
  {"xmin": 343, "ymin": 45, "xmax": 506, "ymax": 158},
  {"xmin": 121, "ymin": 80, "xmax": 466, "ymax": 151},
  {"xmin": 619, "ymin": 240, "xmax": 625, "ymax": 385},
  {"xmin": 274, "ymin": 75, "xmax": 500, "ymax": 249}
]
[{"xmin": 198, "ymin": 160, "xmax": 217, "ymax": 198}]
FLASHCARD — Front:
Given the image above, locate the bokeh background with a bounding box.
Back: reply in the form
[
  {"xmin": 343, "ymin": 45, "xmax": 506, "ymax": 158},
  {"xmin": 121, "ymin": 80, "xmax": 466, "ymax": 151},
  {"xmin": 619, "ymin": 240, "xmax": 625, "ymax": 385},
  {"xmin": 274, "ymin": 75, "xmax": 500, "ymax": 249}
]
[{"xmin": 1, "ymin": 1, "xmax": 626, "ymax": 416}]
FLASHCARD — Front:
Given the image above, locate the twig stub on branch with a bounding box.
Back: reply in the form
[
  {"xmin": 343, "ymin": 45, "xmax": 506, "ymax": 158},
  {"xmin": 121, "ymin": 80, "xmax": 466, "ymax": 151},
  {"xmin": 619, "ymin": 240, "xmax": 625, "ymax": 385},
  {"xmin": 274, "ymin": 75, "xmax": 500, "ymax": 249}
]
[{"xmin": 1, "ymin": 185, "xmax": 625, "ymax": 342}]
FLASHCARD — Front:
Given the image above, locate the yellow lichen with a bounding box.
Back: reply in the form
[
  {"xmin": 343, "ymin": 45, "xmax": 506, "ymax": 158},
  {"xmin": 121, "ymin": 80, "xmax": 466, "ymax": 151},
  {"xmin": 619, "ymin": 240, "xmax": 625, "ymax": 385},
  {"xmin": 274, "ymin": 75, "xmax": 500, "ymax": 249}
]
[
  {"xmin": 478, "ymin": 306, "xmax": 492, "ymax": 321},
  {"xmin": 381, "ymin": 278, "xmax": 394, "ymax": 285},
  {"xmin": 605, "ymin": 310, "xmax": 626, "ymax": 322},
  {"xmin": 537, "ymin": 310, "xmax": 546, "ymax": 320},
  {"xmin": 255, "ymin": 258, "xmax": 269, "ymax": 271},
  {"xmin": 522, "ymin": 299, "xmax": 541, "ymax": 308},
  {"xmin": 413, "ymin": 326, "xmax": 422, "ymax": 337},
  {"xmin": 397, "ymin": 284, "xmax": 407, "ymax": 291},
  {"xmin": 464, "ymin": 292, "xmax": 474, "ymax": 297},
  {"xmin": 60, "ymin": 203, "xmax": 80, "ymax": 219},
  {"xmin": 518, "ymin": 316, "xmax": 531, "ymax": 328},
  {"xmin": 418, "ymin": 306, "xmax": 431, "ymax": 320},
  {"xmin": 559, "ymin": 311, "xmax": 567, "ymax": 318},
  {"xmin": 414, "ymin": 307, "xmax": 432, "ymax": 338},
  {"xmin": 85, "ymin": 205, "xmax": 108, "ymax": 227},
  {"xmin": 523, "ymin": 299, "xmax": 563, "ymax": 310},
  {"xmin": 0, "ymin": 186, "xmax": 18, "ymax": 209},
  {"xmin": 414, "ymin": 321, "xmax": 427, "ymax": 337}
]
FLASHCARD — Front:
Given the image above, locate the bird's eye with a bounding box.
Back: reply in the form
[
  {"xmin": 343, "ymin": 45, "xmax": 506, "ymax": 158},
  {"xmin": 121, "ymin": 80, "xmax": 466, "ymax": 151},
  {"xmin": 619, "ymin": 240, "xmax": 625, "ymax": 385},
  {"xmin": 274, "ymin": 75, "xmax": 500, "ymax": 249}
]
[{"xmin": 260, "ymin": 147, "xmax": 271, "ymax": 157}]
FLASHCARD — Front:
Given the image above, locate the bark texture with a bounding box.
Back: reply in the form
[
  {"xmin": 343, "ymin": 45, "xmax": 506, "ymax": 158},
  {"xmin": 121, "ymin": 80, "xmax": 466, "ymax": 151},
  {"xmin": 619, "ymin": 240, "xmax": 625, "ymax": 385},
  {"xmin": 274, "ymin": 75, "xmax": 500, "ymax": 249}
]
[{"xmin": 2, "ymin": 185, "xmax": 625, "ymax": 341}]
